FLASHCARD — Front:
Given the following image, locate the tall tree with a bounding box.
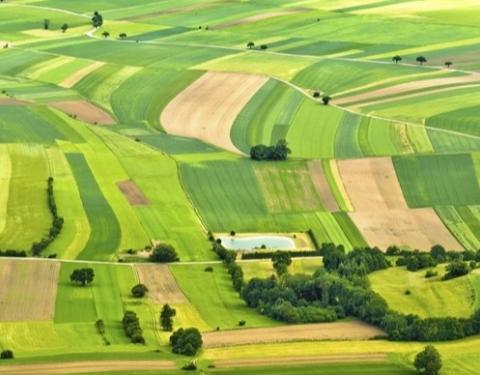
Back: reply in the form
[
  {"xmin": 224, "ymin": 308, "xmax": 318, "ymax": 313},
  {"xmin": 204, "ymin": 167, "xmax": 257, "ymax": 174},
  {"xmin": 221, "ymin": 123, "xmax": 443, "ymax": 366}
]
[
  {"xmin": 70, "ymin": 268, "xmax": 95, "ymax": 286},
  {"xmin": 272, "ymin": 251, "xmax": 292, "ymax": 276},
  {"xmin": 160, "ymin": 304, "xmax": 177, "ymax": 331},
  {"xmin": 416, "ymin": 56, "xmax": 427, "ymax": 65},
  {"xmin": 392, "ymin": 55, "xmax": 402, "ymax": 64},
  {"xmin": 92, "ymin": 11, "xmax": 103, "ymax": 28}
]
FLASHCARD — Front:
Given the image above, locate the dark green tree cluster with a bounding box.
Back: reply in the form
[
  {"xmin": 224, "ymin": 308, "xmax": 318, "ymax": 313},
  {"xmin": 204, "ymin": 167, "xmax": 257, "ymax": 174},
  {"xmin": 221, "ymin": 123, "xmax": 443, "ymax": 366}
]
[
  {"xmin": 0, "ymin": 249, "xmax": 26, "ymax": 258},
  {"xmin": 70, "ymin": 268, "xmax": 95, "ymax": 286},
  {"xmin": 149, "ymin": 243, "xmax": 179, "ymax": 263},
  {"xmin": 250, "ymin": 139, "xmax": 291, "ymax": 161},
  {"xmin": 414, "ymin": 345, "xmax": 442, "ymax": 375},
  {"xmin": 212, "ymin": 242, "xmax": 244, "ymax": 292},
  {"xmin": 160, "ymin": 304, "xmax": 177, "ymax": 331},
  {"xmin": 169, "ymin": 328, "xmax": 202, "ymax": 356},
  {"xmin": 0, "ymin": 350, "xmax": 13, "ymax": 360},
  {"xmin": 443, "ymin": 260, "xmax": 471, "ymax": 280},
  {"xmin": 32, "ymin": 177, "xmax": 64, "ymax": 256},
  {"xmin": 122, "ymin": 311, "xmax": 145, "ymax": 344},
  {"xmin": 92, "ymin": 11, "xmax": 103, "ymax": 28}
]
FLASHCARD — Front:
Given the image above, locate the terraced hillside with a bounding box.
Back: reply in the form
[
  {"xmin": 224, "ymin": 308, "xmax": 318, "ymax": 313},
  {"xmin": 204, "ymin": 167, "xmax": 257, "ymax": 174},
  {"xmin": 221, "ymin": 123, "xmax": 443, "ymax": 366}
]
[{"xmin": 2, "ymin": 0, "xmax": 480, "ymax": 374}]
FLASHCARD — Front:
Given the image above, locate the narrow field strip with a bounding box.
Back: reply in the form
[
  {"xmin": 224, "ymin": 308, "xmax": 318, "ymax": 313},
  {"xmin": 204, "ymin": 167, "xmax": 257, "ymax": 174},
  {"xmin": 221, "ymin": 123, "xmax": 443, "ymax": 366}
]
[
  {"xmin": 203, "ymin": 321, "xmax": 385, "ymax": 348},
  {"xmin": 49, "ymin": 100, "xmax": 115, "ymax": 125},
  {"xmin": 60, "ymin": 61, "xmax": 105, "ymax": 88},
  {"xmin": 0, "ymin": 145, "xmax": 11, "ymax": 234},
  {"xmin": 135, "ymin": 264, "xmax": 187, "ymax": 304},
  {"xmin": 214, "ymin": 353, "xmax": 388, "ymax": 368},
  {"xmin": 0, "ymin": 360, "xmax": 175, "ymax": 374}
]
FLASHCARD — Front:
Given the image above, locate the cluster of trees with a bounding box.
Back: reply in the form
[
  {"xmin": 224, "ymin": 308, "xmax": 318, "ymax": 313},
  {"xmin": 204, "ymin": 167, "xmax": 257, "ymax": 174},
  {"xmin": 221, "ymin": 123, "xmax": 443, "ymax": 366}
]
[
  {"xmin": 241, "ymin": 249, "xmax": 317, "ymax": 260},
  {"xmin": 212, "ymin": 241, "xmax": 244, "ymax": 292},
  {"xmin": 443, "ymin": 260, "xmax": 471, "ymax": 280},
  {"xmin": 149, "ymin": 243, "xmax": 179, "ymax": 263},
  {"xmin": 131, "ymin": 283, "xmax": 148, "ymax": 298},
  {"xmin": 160, "ymin": 304, "xmax": 177, "ymax": 331},
  {"xmin": 0, "ymin": 249, "xmax": 26, "ymax": 258},
  {"xmin": 169, "ymin": 328, "xmax": 202, "ymax": 356},
  {"xmin": 0, "ymin": 350, "xmax": 13, "ymax": 360},
  {"xmin": 122, "ymin": 311, "xmax": 145, "ymax": 344},
  {"xmin": 250, "ymin": 139, "xmax": 291, "ymax": 161},
  {"xmin": 32, "ymin": 177, "xmax": 64, "ymax": 256},
  {"xmin": 92, "ymin": 11, "xmax": 103, "ymax": 28},
  {"xmin": 70, "ymin": 268, "xmax": 95, "ymax": 286}
]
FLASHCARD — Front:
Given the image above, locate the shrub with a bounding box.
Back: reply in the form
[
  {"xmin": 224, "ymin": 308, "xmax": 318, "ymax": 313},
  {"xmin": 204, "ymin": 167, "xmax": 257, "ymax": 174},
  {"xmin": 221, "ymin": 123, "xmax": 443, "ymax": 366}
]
[
  {"xmin": 204, "ymin": 266, "xmax": 213, "ymax": 272},
  {"xmin": 182, "ymin": 360, "xmax": 198, "ymax": 371},
  {"xmin": 425, "ymin": 269, "xmax": 438, "ymax": 278},
  {"xmin": 170, "ymin": 328, "xmax": 203, "ymax": 356},
  {"xmin": 238, "ymin": 320, "xmax": 246, "ymax": 326},
  {"xmin": 131, "ymin": 283, "xmax": 149, "ymax": 298},
  {"xmin": 150, "ymin": 244, "xmax": 179, "ymax": 263},
  {"xmin": 122, "ymin": 311, "xmax": 145, "ymax": 344}
]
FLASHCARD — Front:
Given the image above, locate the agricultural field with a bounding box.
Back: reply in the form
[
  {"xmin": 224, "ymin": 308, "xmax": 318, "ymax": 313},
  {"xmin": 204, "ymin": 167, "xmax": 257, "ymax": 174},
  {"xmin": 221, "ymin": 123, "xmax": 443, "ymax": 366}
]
[{"xmin": 2, "ymin": 0, "xmax": 480, "ymax": 374}]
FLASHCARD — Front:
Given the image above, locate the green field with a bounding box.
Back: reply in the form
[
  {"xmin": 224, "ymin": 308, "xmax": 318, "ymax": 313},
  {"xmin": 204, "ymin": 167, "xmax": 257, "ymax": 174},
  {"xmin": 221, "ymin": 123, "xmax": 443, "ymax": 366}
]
[{"xmin": 2, "ymin": 0, "xmax": 480, "ymax": 373}]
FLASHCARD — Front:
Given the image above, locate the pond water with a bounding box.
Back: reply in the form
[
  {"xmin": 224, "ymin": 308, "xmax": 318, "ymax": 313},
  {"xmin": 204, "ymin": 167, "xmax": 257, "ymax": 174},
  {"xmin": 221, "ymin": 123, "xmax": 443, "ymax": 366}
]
[{"xmin": 219, "ymin": 235, "xmax": 296, "ymax": 251}]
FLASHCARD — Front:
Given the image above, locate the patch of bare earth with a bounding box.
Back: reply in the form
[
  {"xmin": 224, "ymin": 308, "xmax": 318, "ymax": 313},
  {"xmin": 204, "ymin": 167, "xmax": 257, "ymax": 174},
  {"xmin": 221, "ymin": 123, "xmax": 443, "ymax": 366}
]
[
  {"xmin": 308, "ymin": 160, "xmax": 339, "ymax": 211},
  {"xmin": 203, "ymin": 321, "xmax": 385, "ymax": 348},
  {"xmin": 60, "ymin": 61, "xmax": 105, "ymax": 88},
  {"xmin": 0, "ymin": 259, "xmax": 60, "ymax": 321},
  {"xmin": 117, "ymin": 180, "xmax": 148, "ymax": 206},
  {"xmin": 135, "ymin": 264, "xmax": 187, "ymax": 304},
  {"xmin": 338, "ymin": 157, "xmax": 462, "ymax": 250},
  {"xmin": 214, "ymin": 11, "xmax": 301, "ymax": 29},
  {"xmin": 161, "ymin": 72, "xmax": 268, "ymax": 154},
  {"xmin": 215, "ymin": 353, "xmax": 388, "ymax": 368},
  {"xmin": 0, "ymin": 360, "xmax": 175, "ymax": 375},
  {"xmin": 49, "ymin": 100, "xmax": 115, "ymax": 125},
  {"xmin": 0, "ymin": 98, "xmax": 25, "ymax": 105},
  {"xmin": 335, "ymin": 73, "xmax": 480, "ymax": 106}
]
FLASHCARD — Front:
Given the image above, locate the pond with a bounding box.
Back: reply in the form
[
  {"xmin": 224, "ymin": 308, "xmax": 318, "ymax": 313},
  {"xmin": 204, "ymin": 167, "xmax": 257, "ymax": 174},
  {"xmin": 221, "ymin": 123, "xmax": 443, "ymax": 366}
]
[{"xmin": 219, "ymin": 235, "xmax": 296, "ymax": 251}]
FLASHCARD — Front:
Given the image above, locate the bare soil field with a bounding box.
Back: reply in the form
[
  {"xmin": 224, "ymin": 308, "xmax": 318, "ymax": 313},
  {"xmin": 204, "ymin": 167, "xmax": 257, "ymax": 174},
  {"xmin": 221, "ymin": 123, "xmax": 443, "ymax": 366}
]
[
  {"xmin": 338, "ymin": 157, "xmax": 461, "ymax": 250},
  {"xmin": 60, "ymin": 61, "xmax": 105, "ymax": 88},
  {"xmin": 335, "ymin": 73, "xmax": 480, "ymax": 105},
  {"xmin": 135, "ymin": 264, "xmax": 187, "ymax": 304},
  {"xmin": 350, "ymin": 208, "xmax": 462, "ymax": 250},
  {"xmin": 0, "ymin": 259, "xmax": 60, "ymax": 321},
  {"xmin": 49, "ymin": 100, "xmax": 115, "ymax": 125},
  {"xmin": 214, "ymin": 353, "xmax": 388, "ymax": 368},
  {"xmin": 117, "ymin": 180, "xmax": 148, "ymax": 206},
  {"xmin": 337, "ymin": 157, "xmax": 407, "ymax": 211},
  {"xmin": 0, "ymin": 360, "xmax": 175, "ymax": 374},
  {"xmin": 203, "ymin": 321, "xmax": 385, "ymax": 348},
  {"xmin": 0, "ymin": 98, "xmax": 25, "ymax": 105},
  {"xmin": 161, "ymin": 72, "xmax": 268, "ymax": 154},
  {"xmin": 308, "ymin": 160, "xmax": 340, "ymax": 211}
]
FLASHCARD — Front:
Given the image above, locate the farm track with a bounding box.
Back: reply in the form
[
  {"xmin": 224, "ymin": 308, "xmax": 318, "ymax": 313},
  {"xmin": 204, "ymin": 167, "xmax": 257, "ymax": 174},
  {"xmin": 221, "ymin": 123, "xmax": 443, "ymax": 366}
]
[{"xmin": 0, "ymin": 360, "xmax": 176, "ymax": 374}]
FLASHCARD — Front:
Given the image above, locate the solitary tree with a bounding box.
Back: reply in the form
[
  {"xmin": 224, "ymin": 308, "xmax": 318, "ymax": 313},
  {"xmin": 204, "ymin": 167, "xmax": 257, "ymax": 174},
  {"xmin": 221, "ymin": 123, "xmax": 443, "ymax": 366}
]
[
  {"xmin": 445, "ymin": 61, "xmax": 453, "ymax": 69},
  {"xmin": 92, "ymin": 11, "xmax": 103, "ymax": 28},
  {"xmin": 160, "ymin": 304, "xmax": 177, "ymax": 331},
  {"xmin": 322, "ymin": 95, "xmax": 331, "ymax": 105},
  {"xmin": 414, "ymin": 345, "xmax": 442, "ymax": 375},
  {"xmin": 44, "ymin": 19, "xmax": 50, "ymax": 30},
  {"xmin": 150, "ymin": 244, "xmax": 179, "ymax": 263},
  {"xmin": 119, "ymin": 33, "xmax": 127, "ymax": 39},
  {"xmin": 61, "ymin": 23, "xmax": 69, "ymax": 33},
  {"xmin": 247, "ymin": 41, "xmax": 255, "ymax": 49},
  {"xmin": 102, "ymin": 31, "xmax": 110, "ymax": 38},
  {"xmin": 416, "ymin": 56, "xmax": 427, "ymax": 65},
  {"xmin": 392, "ymin": 55, "xmax": 402, "ymax": 64},
  {"xmin": 70, "ymin": 268, "xmax": 95, "ymax": 286},
  {"xmin": 131, "ymin": 283, "xmax": 149, "ymax": 298},
  {"xmin": 272, "ymin": 251, "xmax": 292, "ymax": 276}
]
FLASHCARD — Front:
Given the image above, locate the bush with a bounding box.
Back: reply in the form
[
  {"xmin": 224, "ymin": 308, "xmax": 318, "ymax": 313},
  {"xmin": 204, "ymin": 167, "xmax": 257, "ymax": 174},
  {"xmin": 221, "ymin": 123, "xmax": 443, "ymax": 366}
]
[
  {"xmin": 238, "ymin": 320, "xmax": 246, "ymax": 326},
  {"xmin": 170, "ymin": 328, "xmax": 203, "ymax": 356},
  {"xmin": 131, "ymin": 283, "xmax": 149, "ymax": 298},
  {"xmin": 425, "ymin": 269, "xmax": 438, "ymax": 278},
  {"xmin": 443, "ymin": 260, "xmax": 470, "ymax": 280},
  {"xmin": 0, "ymin": 350, "xmax": 13, "ymax": 359},
  {"xmin": 150, "ymin": 244, "xmax": 179, "ymax": 263},
  {"xmin": 95, "ymin": 319, "xmax": 105, "ymax": 335},
  {"xmin": 182, "ymin": 360, "xmax": 198, "ymax": 371},
  {"xmin": 204, "ymin": 266, "xmax": 213, "ymax": 272}
]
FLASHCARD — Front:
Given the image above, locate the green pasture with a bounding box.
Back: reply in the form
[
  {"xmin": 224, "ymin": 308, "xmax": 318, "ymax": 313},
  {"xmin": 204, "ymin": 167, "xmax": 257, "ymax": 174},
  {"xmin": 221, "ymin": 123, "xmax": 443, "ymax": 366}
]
[{"xmin": 369, "ymin": 266, "xmax": 478, "ymax": 318}]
